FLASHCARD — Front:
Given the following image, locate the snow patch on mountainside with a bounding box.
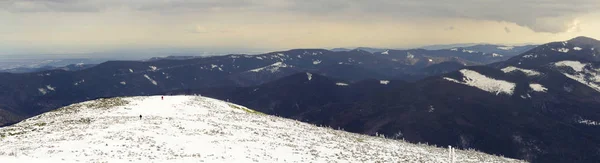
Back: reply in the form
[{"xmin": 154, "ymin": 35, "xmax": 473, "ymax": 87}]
[
  {"xmin": 249, "ymin": 62, "xmax": 288, "ymax": 73},
  {"xmin": 306, "ymin": 72, "xmax": 313, "ymax": 81},
  {"xmin": 46, "ymin": 85, "xmax": 56, "ymax": 91},
  {"xmin": 578, "ymin": 118, "xmax": 600, "ymax": 126},
  {"xmin": 557, "ymin": 48, "xmax": 570, "ymax": 53},
  {"xmin": 143, "ymin": 74, "xmax": 158, "ymax": 85},
  {"xmin": 554, "ymin": 61, "xmax": 600, "ymax": 92},
  {"xmin": 382, "ymin": 50, "xmax": 389, "ymax": 55},
  {"xmin": 0, "ymin": 96, "xmax": 521, "ymax": 162},
  {"xmin": 555, "ymin": 61, "xmax": 586, "ymax": 72},
  {"xmin": 497, "ymin": 46, "xmax": 514, "ymax": 50},
  {"xmin": 573, "ymin": 47, "xmax": 583, "ymax": 51},
  {"xmin": 462, "ymin": 49, "xmax": 476, "ymax": 53},
  {"xmin": 407, "ymin": 52, "xmax": 415, "ymax": 59},
  {"xmin": 444, "ymin": 69, "xmax": 516, "ymax": 95},
  {"xmin": 313, "ymin": 60, "xmax": 322, "ymax": 65},
  {"xmin": 522, "ymin": 54, "xmax": 537, "ymax": 58},
  {"xmin": 380, "ymin": 80, "xmax": 390, "ymax": 85},
  {"xmin": 336, "ymin": 82, "xmax": 349, "ymax": 86},
  {"xmin": 149, "ymin": 66, "xmax": 158, "ymax": 71},
  {"xmin": 74, "ymin": 80, "xmax": 85, "ymax": 86},
  {"xmin": 491, "ymin": 53, "xmax": 503, "ymax": 57},
  {"xmin": 501, "ymin": 66, "xmax": 541, "ymax": 76},
  {"xmin": 529, "ymin": 84, "xmax": 548, "ymax": 92}
]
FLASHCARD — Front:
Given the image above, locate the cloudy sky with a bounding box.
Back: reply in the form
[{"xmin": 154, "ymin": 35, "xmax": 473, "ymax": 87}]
[{"xmin": 1, "ymin": 0, "xmax": 599, "ymax": 55}]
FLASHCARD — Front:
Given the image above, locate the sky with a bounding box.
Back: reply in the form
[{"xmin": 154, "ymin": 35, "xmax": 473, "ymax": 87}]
[{"xmin": 0, "ymin": 0, "xmax": 599, "ymax": 56}]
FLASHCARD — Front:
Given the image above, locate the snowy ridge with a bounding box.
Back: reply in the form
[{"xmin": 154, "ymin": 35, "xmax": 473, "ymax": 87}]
[
  {"xmin": 0, "ymin": 96, "xmax": 521, "ymax": 162},
  {"xmin": 554, "ymin": 61, "xmax": 600, "ymax": 92},
  {"xmin": 444, "ymin": 69, "xmax": 516, "ymax": 95},
  {"xmin": 501, "ymin": 66, "xmax": 541, "ymax": 77},
  {"xmin": 249, "ymin": 62, "xmax": 289, "ymax": 73}
]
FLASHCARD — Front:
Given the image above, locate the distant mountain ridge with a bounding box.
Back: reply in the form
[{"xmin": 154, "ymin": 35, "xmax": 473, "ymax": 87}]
[{"xmin": 1, "ymin": 36, "xmax": 600, "ymax": 162}]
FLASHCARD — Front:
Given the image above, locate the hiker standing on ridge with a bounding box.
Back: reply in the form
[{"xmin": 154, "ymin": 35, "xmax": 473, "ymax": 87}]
[
  {"xmin": 161, "ymin": 96, "xmax": 164, "ymax": 100},
  {"xmin": 139, "ymin": 115, "xmax": 142, "ymax": 120}
]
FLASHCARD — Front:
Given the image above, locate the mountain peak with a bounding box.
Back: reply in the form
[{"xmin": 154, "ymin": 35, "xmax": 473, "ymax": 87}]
[{"xmin": 568, "ymin": 36, "xmax": 600, "ymax": 47}]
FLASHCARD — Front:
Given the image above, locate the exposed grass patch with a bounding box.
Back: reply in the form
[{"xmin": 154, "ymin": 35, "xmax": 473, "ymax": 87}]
[
  {"xmin": 79, "ymin": 118, "xmax": 92, "ymax": 124},
  {"xmin": 34, "ymin": 122, "xmax": 47, "ymax": 127},
  {"xmin": 7, "ymin": 131, "xmax": 26, "ymax": 136},
  {"xmin": 356, "ymin": 138, "xmax": 365, "ymax": 142},
  {"xmin": 227, "ymin": 104, "xmax": 265, "ymax": 115},
  {"xmin": 50, "ymin": 97, "xmax": 129, "ymax": 114}
]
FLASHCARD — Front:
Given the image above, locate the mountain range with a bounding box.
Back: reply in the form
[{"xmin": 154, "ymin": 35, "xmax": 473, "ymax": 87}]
[{"xmin": 0, "ymin": 37, "xmax": 598, "ymax": 162}]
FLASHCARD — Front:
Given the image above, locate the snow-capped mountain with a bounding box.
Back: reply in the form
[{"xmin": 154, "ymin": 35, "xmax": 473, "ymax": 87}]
[
  {"xmin": 3, "ymin": 36, "xmax": 600, "ymax": 162},
  {"xmin": 496, "ymin": 36, "xmax": 600, "ymax": 69},
  {"xmin": 0, "ymin": 96, "xmax": 520, "ymax": 162}
]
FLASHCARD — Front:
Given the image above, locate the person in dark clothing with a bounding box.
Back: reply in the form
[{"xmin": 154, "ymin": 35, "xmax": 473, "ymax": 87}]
[{"xmin": 139, "ymin": 115, "xmax": 142, "ymax": 120}]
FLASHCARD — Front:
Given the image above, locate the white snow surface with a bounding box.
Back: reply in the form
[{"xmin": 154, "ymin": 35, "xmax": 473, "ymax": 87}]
[
  {"xmin": 306, "ymin": 72, "xmax": 313, "ymax": 81},
  {"xmin": 143, "ymin": 74, "xmax": 158, "ymax": 86},
  {"xmin": 74, "ymin": 80, "xmax": 85, "ymax": 86},
  {"xmin": 313, "ymin": 60, "xmax": 322, "ymax": 65},
  {"xmin": 557, "ymin": 48, "xmax": 570, "ymax": 53},
  {"xmin": 380, "ymin": 80, "xmax": 390, "ymax": 85},
  {"xmin": 501, "ymin": 66, "xmax": 541, "ymax": 77},
  {"xmin": 381, "ymin": 50, "xmax": 389, "ymax": 55},
  {"xmin": 555, "ymin": 61, "xmax": 587, "ymax": 72},
  {"xmin": 46, "ymin": 85, "xmax": 56, "ymax": 91},
  {"xmin": 407, "ymin": 52, "xmax": 415, "ymax": 59},
  {"xmin": 573, "ymin": 47, "xmax": 583, "ymax": 51},
  {"xmin": 336, "ymin": 82, "xmax": 349, "ymax": 86},
  {"xmin": 249, "ymin": 62, "xmax": 288, "ymax": 73},
  {"xmin": 491, "ymin": 53, "xmax": 503, "ymax": 57},
  {"xmin": 149, "ymin": 66, "xmax": 158, "ymax": 71},
  {"xmin": 497, "ymin": 46, "xmax": 514, "ymax": 50},
  {"xmin": 578, "ymin": 118, "xmax": 600, "ymax": 126},
  {"xmin": 38, "ymin": 88, "xmax": 48, "ymax": 95},
  {"xmin": 529, "ymin": 84, "xmax": 548, "ymax": 92},
  {"xmin": 554, "ymin": 60, "xmax": 600, "ymax": 92},
  {"xmin": 444, "ymin": 69, "xmax": 516, "ymax": 95},
  {"xmin": 0, "ymin": 96, "xmax": 522, "ymax": 163}
]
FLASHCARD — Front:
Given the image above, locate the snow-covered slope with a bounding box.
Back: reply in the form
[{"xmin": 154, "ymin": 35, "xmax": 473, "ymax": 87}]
[
  {"xmin": 444, "ymin": 69, "xmax": 516, "ymax": 95},
  {"xmin": 501, "ymin": 66, "xmax": 541, "ymax": 77},
  {"xmin": 554, "ymin": 60, "xmax": 600, "ymax": 92},
  {"xmin": 249, "ymin": 62, "xmax": 290, "ymax": 73},
  {"xmin": 0, "ymin": 96, "xmax": 522, "ymax": 162}
]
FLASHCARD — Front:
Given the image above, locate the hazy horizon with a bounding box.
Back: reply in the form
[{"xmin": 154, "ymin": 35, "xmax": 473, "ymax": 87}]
[{"xmin": 1, "ymin": 0, "xmax": 599, "ymax": 57}]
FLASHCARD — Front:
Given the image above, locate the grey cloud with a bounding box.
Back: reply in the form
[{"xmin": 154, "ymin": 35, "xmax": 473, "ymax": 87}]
[
  {"xmin": 1, "ymin": 0, "xmax": 598, "ymax": 33},
  {"xmin": 445, "ymin": 26, "xmax": 455, "ymax": 31},
  {"xmin": 505, "ymin": 27, "xmax": 511, "ymax": 33},
  {"xmin": 0, "ymin": 0, "xmax": 107, "ymax": 12}
]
